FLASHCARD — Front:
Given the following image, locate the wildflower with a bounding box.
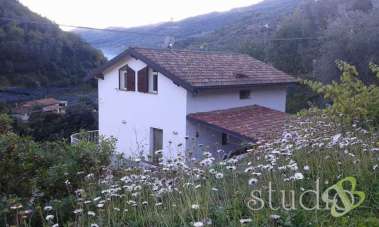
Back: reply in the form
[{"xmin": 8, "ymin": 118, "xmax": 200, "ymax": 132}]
[
  {"xmin": 226, "ymin": 165, "xmax": 236, "ymax": 171},
  {"xmin": 142, "ymin": 201, "xmax": 148, "ymax": 206},
  {"xmin": 97, "ymin": 203, "xmax": 104, "ymax": 208},
  {"xmin": 215, "ymin": 172, "xmax": 224, "ymax": 179},
  {"xmin": 203, "ymin": 152, "xmax": 212, "ymax": 158},
  {"xmin": 294, "ymin": 172, "xmax": 304, "ymax": 180},
  {"xmin": 209, "ymin": 168, "xmax": 216, "ymax": 174},
  {"xmin": 10, "ymin": 204, "xmax": 22, "ymax": 210},
  {"xmin": 52, "ymin": 224, "xmax": 59, "ymax": 227},
  {"xmin": 114, "ymin": 207, "xmax": 121, "ymax": 211},
  {"xmin": 373, "ymin": 164, "xmax": 378, "ymax": 170},
  {"xmin": 88, "ymin": 211, "xmax": 96, "ymax": 217},
  {"xmin": 303, "ymin": 165, "xmax": 310, "ymax": 171},
  {"xmin": 192, "ymin": 204, "xmax": 200, "ymax": 209},
  {"xmin": 331, "ymin": 134, "xmax": 342, "ymax": 145},
  {"xmin": 86, "ymin": 173, "xmax": 95, "ymax": 179},
  {"xmin": 22, "ymin": 209, "xmax": 32, "ymax": 215},
  {"xmin": 192, "ymin": 221, "xmax": 204, "ymax": 227},
  {"xmin": 211, "ymin": 187, "xmax": 219, "ymax": 191},
  {"xmin": 73, "ymin": 209, "xmax": 83, "ymax": 214},
  {"xmin": 45, "ymin": 214, "xmax": 54, "ymax": 221},
  {"xmin": 270, "ymin": 214, "xmax": 281, "ymax": 220},
  {"xmin": 44, "ymin": 206, "xmax": 53, "ymax": 211},
  {"xmin": 155, "ymin": 202, "xmax": 163, "ymax": 206},
  {"xmin": 248, "ymin": 178, "xmax": 258, "ymax": 186},
  {"xmin": 91, "ymin": 224, "xmax": 99, "ymax": 227},
  {"xmin": 155, "ymin": 149, "xmax": 163, "ymax": 155},
  {"xmin": 240, "ymin": 218, "xmax": 252, "ymax": 224},
  {"xmin": 244, "ymin": 166, "xmax": 254, "ymax": 173},
  {"xmin": 195, "ymin": 184, "xmax": 201, "ymax": 189}
]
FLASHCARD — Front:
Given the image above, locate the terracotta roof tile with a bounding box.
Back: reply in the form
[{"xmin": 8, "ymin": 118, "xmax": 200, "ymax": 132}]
[
  {"xmin": 93, "ymin": 47, "xmax": 297, "ymax": 90},
  {"xmin": 188, "ymin": 105, "xmax": 289, "ymax": 142}
]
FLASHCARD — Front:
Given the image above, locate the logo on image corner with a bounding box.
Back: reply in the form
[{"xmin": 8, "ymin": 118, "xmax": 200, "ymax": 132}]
[{"xmin": 321, "ymin": 176, "xmax": 365, "ymax": 217}]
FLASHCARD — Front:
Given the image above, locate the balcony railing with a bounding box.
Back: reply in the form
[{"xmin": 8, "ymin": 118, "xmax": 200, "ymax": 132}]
[{"xmin": 70, "ymin": 130, "xmax": 99, "ymax": 145}]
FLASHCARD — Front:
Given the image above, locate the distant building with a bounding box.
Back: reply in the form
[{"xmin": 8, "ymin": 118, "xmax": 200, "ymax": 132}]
[{"xmin": 11, "ymin": 98, "xmax": 68, "ymax": 121}]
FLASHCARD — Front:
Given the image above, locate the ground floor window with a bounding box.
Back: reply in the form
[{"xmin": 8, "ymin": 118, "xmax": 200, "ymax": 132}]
[{"xmin": 221, "ymin": 133, "xmax": 229, "ymax": 145}]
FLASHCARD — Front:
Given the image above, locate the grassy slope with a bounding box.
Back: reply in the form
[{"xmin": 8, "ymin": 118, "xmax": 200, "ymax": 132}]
[{"xmin": 30, "ymin": 112, "xmax": 379, "ymax": 226}]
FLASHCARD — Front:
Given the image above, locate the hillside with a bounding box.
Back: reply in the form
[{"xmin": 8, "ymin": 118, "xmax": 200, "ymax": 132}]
[
  {"xmin": 0, "ymin": 0, "xmax": 106, "ymax": 88},
  {"xmin": 75, "ymin": 0, "xmax": 301, "ymax": 58}
]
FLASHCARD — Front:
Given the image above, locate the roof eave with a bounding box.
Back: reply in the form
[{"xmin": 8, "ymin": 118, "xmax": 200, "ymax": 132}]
[{"xmin": 193, "ymin": 81, "xmax": 298, "ymax": 91}]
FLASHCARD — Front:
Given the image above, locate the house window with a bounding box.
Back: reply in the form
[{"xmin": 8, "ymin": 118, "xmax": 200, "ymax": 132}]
[
  {"xmin": 239, "ymin": 90, "xmax": 251, "ymax": 99},
  {"xmin": 221, "ymin": 133, "xmax": 228, "ymax": 145},
  {"xmin": 148, "ymin": 69, "xmax": 159, "ymax": 93},
  {"xmin": 119, "ymin": 65, "xmax": 135, "ymax": 91}
]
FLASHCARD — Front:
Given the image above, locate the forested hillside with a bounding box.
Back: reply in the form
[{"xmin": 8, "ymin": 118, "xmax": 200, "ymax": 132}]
[
  {"xmin": 75, "ymin": 0, "xmax": 301, "ymax": 58},
  {"xmin": 241, "ymin": 0, "xmax": 379, "ymax": 82},
  {"xmin": 0, "ymin": 0, "xmax": 106, "ymax": 88}
]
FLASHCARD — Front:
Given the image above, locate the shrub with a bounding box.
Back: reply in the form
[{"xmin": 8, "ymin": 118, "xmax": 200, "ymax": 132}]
[
  {"xmin": 0, "ymin": 127, "xmax": 115, "ymax": 226},
  {"xmin": 0, "ymin": 113, "xmax": 12, "ymax": 134},
  {"xmin": 304, "ymin": 61, "xmax": 379, "ymax": 129}
]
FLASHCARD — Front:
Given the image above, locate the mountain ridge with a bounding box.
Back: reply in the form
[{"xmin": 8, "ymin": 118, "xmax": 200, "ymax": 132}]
[{"xmin": 75, "ymin": 0, "xmax": 301, "ymax": 58}]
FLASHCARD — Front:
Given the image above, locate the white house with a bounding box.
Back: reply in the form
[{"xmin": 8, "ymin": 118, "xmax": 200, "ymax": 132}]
[{"xmin": 92, "ymin": 47, "xmax": 296, "ymax": 162}]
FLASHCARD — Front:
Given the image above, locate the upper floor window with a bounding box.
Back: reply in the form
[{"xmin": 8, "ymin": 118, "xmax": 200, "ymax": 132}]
[
  {"xmin": 119, "ymin": 65, "xmax": 135, "ymax": 91},
  {"xmin": 149, "ymin": 69, "xmax": 158, "ymax": 93},
  {"xmin": 138, "ymin": 67, "xmax": 158, "ymax": 93},
  {"xmin": 239, "ymin": 90, "xmax": 251, "ymax": 99}
]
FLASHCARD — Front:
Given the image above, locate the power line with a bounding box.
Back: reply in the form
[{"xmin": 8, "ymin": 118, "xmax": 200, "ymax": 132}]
[
  {"xmin": 1, "ymin": 16, "xmax": 378, "ymax": 43},
  {"xmin": 0, "ymin": 16, "xmax": 170, "ymax": 37}
]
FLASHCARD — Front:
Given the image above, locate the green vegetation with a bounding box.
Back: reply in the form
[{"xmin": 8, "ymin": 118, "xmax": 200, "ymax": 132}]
[
  {"xmin": 0, "ymin": 115, "xmax": 115, "ymax": 226},
  {"xmin": 0, "ymin": 0, "xmax": 106, "ymax": 87},
  {"xmin": 13, "ymin": 101, "xmax": 98, "ymax": 142},
  {"xmin": 1, "ymin": 63, "xmax": 379, "ymax": 226},
  {"xmin": 305, "ymin": 62, "xmax": 379, "ymax": 128}
]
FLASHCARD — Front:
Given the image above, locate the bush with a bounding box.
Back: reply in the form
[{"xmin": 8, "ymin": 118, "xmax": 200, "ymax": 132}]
[
  {"xmin": 304, "ymin": 61, "xmax": 379, "ymax": 129},
  {"xmin": 0, "ymin": 113, "xmax": 12, "ymax": 134},
  {"xmin": 0, "ymin": 127, "xmax": 115, "ymax": 226}
]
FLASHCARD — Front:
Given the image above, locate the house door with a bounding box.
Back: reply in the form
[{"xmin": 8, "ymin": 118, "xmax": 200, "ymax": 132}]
[{"xmin": 151, "ymin": 128, "xmax": 163, "ymax": 164}]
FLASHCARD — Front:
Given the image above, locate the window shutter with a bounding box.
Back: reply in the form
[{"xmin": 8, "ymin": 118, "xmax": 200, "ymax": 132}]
[
  {"xmin": 153, "ymin": 74, "xmax": 158, "ymax": 92},
  {"xmin": 138, "ymin": 67, "xmax": 149, "ymax": 93},
  {"xmin": 126, "ymin": 66, "xmax": 135, "ymax": 91},
  {"xmin": 119, "ymin": 70, "xmax": 122, "ymax": 89}
]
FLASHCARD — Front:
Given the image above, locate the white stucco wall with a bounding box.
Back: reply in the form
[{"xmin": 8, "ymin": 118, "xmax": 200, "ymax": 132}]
[
  {"xmin": 186, "ymin": 86, "xmax": 288, "ymax": 114},
  {"xmin": 186, "ymin": 121, "xmax": 246, "ymax": 160},
  {"xmin": 98, "ymin": 56, "xmax": 187, "ymax": 160},
  {"xmin": 185, "ymin": 86, "xmax": 288, "ymax": 159}
]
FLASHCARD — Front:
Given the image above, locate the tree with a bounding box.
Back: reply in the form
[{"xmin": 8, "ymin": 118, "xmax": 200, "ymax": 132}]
[
  {"xmin": 305, "ymin": 61, "xmax": 379, "ymax": 128},
  {"xmin": 0, "ymin": 114, "xmax": 12, "ymax": 134},
  {"xmin": 315, "ymin": 10, "xmax": 379, "ymax": 83}
]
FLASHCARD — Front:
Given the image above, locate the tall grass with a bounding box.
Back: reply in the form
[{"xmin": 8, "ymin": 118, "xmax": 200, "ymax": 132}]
[{"xmin": 9, "ymin": 112, "xmax": 379, "ymax": 226}]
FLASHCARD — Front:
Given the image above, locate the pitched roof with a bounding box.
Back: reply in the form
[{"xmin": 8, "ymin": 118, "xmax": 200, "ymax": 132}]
[
  {"xmin": 22, "ymin": 98, "xmax": 61, "ymax": 107},
  {"xmin": 12, "ymin": 98, "xmax": 62, "ymax": 114},
  {"xmin": 92, "ymin": 47, "xmax": 297, "ymax": 92},
  {"xmin": 187, "ymin": 105, "xmax": 289, "ymax": 142}
]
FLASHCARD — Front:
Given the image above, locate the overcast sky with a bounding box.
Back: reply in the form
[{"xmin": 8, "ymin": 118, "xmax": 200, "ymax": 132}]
[{"xmin": 20, "ymin": 0, "xmax": 262, "ymax": 29}]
